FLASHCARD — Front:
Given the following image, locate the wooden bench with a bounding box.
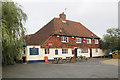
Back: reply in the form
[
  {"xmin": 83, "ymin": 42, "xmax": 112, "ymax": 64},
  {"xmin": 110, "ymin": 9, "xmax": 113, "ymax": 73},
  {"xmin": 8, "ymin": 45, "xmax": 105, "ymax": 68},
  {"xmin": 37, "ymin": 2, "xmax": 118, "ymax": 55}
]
[{"xmin": 52, "ymin": 57, "xmax": 63, "ymax": 64}]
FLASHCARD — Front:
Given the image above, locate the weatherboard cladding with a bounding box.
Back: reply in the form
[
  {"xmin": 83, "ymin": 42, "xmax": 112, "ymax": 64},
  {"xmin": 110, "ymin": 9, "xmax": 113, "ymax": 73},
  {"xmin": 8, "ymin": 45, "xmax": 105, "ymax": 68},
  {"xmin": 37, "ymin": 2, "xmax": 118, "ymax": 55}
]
[{"xmin": 27, "ymin": 17, "xmax": 100, "ymax": 46}]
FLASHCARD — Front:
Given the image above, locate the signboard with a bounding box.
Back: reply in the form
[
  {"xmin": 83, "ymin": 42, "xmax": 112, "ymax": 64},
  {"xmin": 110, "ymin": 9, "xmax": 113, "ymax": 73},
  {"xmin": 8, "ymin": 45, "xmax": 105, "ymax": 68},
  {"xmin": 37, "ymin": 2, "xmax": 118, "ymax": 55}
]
[
  {"xmin": 48, "ymin": 42, "xmax": 52, "ymax": 46},
  {"xmin": 30, "ymin": 48, "xmax": 39, "ymax": 55}
]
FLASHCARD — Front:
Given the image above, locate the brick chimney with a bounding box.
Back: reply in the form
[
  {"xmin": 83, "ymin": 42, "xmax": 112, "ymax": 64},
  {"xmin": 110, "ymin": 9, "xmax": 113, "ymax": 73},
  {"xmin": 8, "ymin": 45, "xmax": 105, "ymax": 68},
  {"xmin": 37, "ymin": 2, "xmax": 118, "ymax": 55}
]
[{"xmin": 59, "ymin": 12, "xmax": 66, "ymax": 21}]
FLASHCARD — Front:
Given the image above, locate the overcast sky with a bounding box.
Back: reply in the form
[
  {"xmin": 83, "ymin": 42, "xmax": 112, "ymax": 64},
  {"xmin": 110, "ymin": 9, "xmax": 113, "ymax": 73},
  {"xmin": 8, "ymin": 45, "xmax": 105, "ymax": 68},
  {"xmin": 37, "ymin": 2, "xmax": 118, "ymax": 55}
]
[{"xmin": 13, "ymin": 0, "xmax": 119, "ymax": 38}]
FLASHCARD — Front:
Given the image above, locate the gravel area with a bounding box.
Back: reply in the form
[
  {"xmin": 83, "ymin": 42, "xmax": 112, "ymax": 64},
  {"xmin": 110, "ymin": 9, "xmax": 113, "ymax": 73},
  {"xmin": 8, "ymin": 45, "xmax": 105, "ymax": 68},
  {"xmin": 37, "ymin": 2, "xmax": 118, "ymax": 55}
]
[{"xmin": 100, "ymin": 59, "xmax": 118, "ymax": 66}]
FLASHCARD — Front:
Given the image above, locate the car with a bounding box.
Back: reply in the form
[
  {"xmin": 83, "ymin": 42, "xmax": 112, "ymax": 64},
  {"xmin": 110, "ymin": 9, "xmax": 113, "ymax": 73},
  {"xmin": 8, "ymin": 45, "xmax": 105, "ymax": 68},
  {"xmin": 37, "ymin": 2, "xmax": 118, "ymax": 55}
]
[{"xmin": 109, "ymin": 52, "xmax": 113, "ymax": 58}]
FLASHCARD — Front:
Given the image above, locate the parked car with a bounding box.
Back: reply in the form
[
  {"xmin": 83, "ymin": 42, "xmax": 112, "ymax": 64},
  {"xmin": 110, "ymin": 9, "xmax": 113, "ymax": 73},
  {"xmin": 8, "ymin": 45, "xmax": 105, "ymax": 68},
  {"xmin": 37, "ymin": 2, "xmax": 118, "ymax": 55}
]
[{"xmin": 109, "ymin": 52, "xmax": 113, "ymax": 58}]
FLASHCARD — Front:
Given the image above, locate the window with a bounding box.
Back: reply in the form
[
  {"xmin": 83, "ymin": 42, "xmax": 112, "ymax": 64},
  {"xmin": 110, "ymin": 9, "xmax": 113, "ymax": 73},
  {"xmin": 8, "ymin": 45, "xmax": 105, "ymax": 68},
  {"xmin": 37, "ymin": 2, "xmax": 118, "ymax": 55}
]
[
  {"xmin": 62, "ymin": 49, "xmax": 68, "ymax": 54},
  {"xmin": 61, "ymin": 36, "xmax": 68, "ymax": 42},
  {"xmin": 45, "ymin": 49, "xmax": 49, "ymax": 54},
  {"xmin": 72, "ymin": 50, "xmax": 75, "ymax": 55},
  {"xmin": 87, "ymin": 39, "xmax": 91, "ymax": 44},
  {"xmin": 102, "ymin": 50, "xmax": 104, "ymax": 53},
  {"xmin": 95, "ymin": 39, "xmax": 99, "ymax": 44},
  {"xmin": 55, "ymin": 50, "xmax": 58, "ymax": 55},
  {"xmin": 81, "ymin": 49, "xmax": 88, "ymax": 53},
  {"xmin": 76, "ymin": 37, "xmax": 81, "ymax": 43},
  {"xmin": 30, "ymin": 48, "xmax": 39, "ymax": 55},
  {"xmin": 95, "ymin": 49, "xmax": 98, "ymax": 53}
]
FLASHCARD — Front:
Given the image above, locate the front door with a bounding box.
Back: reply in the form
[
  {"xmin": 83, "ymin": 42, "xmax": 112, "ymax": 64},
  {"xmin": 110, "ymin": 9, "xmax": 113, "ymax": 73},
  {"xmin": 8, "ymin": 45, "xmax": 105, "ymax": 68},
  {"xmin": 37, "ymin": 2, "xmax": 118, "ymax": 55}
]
[
  {"xmin": 90, "ymin": 49, "xmax": 92, "ymax": 57},
  {"xmin": 74, "ymin": 48, "xmax": 77, "ymax": 58},
  {"xmin": 55, "ymin": 50, "xmax": 58, "ymax": 55}
]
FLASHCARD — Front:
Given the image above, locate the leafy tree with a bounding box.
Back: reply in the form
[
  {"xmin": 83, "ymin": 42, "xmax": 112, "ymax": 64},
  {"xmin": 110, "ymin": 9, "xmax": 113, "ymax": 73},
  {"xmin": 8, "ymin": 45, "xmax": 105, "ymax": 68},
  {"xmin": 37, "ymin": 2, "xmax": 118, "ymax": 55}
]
[
  {"xmin": 1, "ymin": 1, "xmax": 27, "ymax": 65},
  {"xmin": 100, "ymin": 28, "xmax": 120, "ymax": 54}
]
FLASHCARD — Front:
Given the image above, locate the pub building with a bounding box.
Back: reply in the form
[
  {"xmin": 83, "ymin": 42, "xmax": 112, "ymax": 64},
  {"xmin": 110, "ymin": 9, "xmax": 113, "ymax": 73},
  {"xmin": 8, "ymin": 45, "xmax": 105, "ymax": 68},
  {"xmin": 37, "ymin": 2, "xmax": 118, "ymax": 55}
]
[{"xmin": 23, "ymin": 12, "xmax": 104, "ymax": 63}]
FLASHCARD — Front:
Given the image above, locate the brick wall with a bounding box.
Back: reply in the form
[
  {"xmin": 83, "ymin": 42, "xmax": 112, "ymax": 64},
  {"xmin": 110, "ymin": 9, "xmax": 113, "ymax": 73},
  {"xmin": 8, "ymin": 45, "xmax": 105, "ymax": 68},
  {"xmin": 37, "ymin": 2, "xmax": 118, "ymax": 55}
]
[{"xmin": 42, "ymin": 36, "xmax": 99, "ymax": 48}]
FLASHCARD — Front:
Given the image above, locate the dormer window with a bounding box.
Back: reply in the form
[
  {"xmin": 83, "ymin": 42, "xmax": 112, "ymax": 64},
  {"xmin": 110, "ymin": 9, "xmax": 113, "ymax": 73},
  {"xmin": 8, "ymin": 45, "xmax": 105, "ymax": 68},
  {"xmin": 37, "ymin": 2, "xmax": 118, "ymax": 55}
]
[
  {"xmin": 87, "ymin": 38, "xmax": 91, "ymax": 44},
  {"xmin": 61, "ymin": 36, "xmax": 68, "ymax": 43},
  {"xmin": 76, "ymin": 37, "xmax": 81, "ymax": 43},
  {"xmin": 95, "ymin": 39, "xmax": 99, "ymax": 44}
]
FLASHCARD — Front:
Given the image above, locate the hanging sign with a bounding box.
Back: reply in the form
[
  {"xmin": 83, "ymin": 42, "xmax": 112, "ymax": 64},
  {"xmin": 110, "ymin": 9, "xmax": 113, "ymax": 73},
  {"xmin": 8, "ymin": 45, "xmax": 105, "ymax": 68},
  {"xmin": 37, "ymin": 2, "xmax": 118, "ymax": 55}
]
[
  {"xmin": 83, "ymin": 38, "xmax": 86, "ymax": 43},
  {"xmin": 48, "ymin": 42, "xmax": 52, "ymax": 46}
]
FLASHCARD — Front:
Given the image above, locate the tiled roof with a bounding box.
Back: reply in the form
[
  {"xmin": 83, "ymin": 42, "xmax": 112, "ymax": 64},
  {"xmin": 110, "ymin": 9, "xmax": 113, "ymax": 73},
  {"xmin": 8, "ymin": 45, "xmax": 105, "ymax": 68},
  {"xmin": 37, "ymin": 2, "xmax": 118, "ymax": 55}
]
[
  {"xmin": 23, "ymin": 34, "xmax": 33, "ymax": 41},
  {"xmin": 27, "ymin": 17, "xmax": 100, "ymax": 45}
]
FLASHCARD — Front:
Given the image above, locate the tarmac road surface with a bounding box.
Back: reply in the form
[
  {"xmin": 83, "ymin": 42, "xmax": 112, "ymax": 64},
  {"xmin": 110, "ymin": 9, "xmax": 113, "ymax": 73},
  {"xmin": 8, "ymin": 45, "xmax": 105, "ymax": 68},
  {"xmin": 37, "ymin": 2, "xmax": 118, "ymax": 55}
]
[{"xmin": 2, "ymin": 58, "xmax": 118, "ymax": 78}]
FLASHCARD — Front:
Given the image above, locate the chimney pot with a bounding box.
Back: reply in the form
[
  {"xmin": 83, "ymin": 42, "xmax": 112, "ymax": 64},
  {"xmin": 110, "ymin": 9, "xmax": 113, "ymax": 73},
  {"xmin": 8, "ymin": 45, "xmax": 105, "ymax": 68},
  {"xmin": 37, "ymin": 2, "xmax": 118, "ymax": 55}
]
[{"xmin": 59, "ymin": 12, "xmax": 66, "ymax": 21}]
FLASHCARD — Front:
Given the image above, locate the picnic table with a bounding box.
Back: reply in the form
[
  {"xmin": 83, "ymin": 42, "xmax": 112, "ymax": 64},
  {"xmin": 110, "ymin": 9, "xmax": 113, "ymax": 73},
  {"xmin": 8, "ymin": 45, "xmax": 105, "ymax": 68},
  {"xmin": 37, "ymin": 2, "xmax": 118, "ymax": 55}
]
[{"xmin": 52, "ymin": 56, "xmax": 63, "ymax": 64}]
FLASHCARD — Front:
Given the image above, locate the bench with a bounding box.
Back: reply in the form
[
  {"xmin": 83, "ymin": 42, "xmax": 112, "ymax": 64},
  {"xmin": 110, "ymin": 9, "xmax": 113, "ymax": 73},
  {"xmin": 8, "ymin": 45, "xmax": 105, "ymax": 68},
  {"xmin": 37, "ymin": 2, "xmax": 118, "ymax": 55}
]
[{"xmin": 52, "ymin": 57, "xmax": 63, "ymax": 64}]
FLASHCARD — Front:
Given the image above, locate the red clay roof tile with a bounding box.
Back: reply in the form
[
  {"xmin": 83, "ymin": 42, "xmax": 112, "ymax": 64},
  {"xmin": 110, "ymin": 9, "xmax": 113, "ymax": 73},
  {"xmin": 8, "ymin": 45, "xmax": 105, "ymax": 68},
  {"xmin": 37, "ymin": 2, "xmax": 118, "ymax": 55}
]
[{"xmin": 27, "ymin": 17, "xmax": 100, "ymax": 45}]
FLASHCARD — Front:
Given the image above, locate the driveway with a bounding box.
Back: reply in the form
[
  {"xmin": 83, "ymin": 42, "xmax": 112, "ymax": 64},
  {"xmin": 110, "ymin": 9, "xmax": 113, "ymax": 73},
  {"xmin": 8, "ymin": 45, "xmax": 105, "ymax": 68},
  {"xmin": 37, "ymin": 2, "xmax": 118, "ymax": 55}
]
[{"xmin": 2, "ymin": 58, "xmax": 118, "ymax": 78}]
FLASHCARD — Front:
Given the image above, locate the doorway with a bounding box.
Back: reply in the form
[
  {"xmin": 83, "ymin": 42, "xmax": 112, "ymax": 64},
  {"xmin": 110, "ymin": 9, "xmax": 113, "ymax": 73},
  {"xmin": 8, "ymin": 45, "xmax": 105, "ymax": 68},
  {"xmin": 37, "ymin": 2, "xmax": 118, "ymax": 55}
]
[
  {"xmin": 90, "ymin": 49, "xmax": 92, "ymax": 57},
  {"xmin": 74, "ymin": 48, "xmax": 77, "ymax": 58}
]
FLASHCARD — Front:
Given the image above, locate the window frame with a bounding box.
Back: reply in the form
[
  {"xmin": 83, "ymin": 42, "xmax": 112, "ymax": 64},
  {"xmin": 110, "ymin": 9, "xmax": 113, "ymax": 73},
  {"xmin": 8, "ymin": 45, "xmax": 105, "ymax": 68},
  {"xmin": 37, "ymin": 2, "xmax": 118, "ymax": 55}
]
[
  {"xmin": 95, "ymin": 39, "xmax": 99, "ymax": 44},
  {"xmin": 76, "ymin": 37, "xmax": 81, "ymax": 43},
  {"xmin": 87, "ymin": 38, "xmax": 91, "ymax": 44},
  {"xmin": 62, "ymin": 49, "xmax": 68, "ymax": 54},
  {"xmin": 30, "ymin": 48, "xmax": 39, "ymax": 55},
  {"xmin": 95, "ymin": 49, "xmax": 99, "ymax": 53},
  {"xmin": 45, "ymin": 48, "xmax": 50, "ymax": 54},
  {"xmin": 61, "ymin": 36, "xmax": 68, "ymax": 43}
]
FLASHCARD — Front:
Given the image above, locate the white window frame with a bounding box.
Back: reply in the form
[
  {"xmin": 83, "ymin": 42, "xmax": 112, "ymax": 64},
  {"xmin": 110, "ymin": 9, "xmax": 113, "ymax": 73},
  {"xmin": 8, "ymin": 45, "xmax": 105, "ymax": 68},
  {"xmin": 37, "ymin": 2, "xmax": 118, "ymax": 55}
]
[
  {"xmin": 87, "ymin": 39, "xmax": 91, "ymax": 44},
  {"xmin": 76, "ymin": 37, "xmax": 81, "ymax": 43},
  {"xmin": 95, "ymin": 49, "xmax": 99, "ymax": 53},
  {"xmin": 45, "ymin": 48, "xmax": 50, "ymax": 54},
  {"xmin": 62, "ymin": 49, "xmax": 68, "ymax": 54},
  {"xmin": 95, "ymin": 39, "xmax": 99, "ymax": 44},
  {"xmin": 61, "ymin": 36, "xmax": 68, "ymax": 43}
]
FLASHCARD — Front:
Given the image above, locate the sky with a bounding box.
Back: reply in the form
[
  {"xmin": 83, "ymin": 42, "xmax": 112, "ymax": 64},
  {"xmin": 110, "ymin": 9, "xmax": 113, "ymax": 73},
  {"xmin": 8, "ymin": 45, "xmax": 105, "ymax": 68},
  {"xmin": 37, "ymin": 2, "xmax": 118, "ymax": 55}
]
[{"xmin": 13, "ymin": 0, "xmax": 119, "ymax": 38}]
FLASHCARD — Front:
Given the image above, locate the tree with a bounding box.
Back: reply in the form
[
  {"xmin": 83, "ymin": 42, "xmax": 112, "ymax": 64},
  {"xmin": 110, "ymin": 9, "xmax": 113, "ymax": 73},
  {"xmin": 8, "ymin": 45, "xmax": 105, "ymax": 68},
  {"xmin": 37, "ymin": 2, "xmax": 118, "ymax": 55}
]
[
  {"xmin": 1, "ymin": 1, "xmax": 27, "ymax": 65},
  {"xmin": 100, "ymin": 28, "xmax": 120, "ymax": 54}
]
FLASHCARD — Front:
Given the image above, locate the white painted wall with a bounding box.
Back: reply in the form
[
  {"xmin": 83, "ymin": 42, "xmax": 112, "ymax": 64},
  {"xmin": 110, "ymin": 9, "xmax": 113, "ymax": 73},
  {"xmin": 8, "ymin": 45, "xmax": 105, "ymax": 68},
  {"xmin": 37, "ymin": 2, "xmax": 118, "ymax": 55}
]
[
  {"xmin": 77, "ymin": 48, "xmax": 104, "ymax": 57},
  {"xmin": 25, "ymin": 45, "xmax": 105, "ymax": 61}
]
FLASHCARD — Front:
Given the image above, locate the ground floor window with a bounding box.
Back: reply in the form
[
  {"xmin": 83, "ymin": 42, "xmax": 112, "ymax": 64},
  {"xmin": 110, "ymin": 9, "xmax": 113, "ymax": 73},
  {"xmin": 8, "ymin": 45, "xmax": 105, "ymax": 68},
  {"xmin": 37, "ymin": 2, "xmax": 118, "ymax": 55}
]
[
  {"xmin": 62, "ymin": 49, "xmax": 68, "ymax": 54},
  {"xmin": 95, "ymin": 49, "xmax": 98, "ymax": 53},
  {"xmin": 45, "ymin": 48, "xmax": 49, "ymax": 54},
  {"xmin": 81, "ymin": 49, "xmax": 88, "ymax": 53},
  {"xmin": 72, "ymin": 50, "xmax": 75, "ymax": 55},
  {"xmin": 30, "ymin": 48, "xmax": 39, "ymax": 55},
  {"xmin": 102, "ymin": 50, "xmax": 104, "ymax": 53}
]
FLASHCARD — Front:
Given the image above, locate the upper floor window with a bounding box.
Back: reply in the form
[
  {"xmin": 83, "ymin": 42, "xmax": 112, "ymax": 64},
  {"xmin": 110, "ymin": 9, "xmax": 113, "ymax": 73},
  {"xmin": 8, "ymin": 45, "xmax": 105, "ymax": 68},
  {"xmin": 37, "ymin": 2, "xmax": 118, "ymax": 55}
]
[
  {"xmin": 45, "ymin": 48, "xmax": 49, "ymax": 54},
  {"xmin": 95, "ymin": 39, "xmax": 99, "ymax": 44},
  {"xmin": 62, "ymin": 49, "xmax": 68, "ymax": 54},
  {"xmin": 61, "ymin": 36, "xmax": 68, "ymax": 43},
  {"xmin": 87, "ymin": 39, "xmax": 91, "ymax": 44},
  {"xmin": 76, "ymin": 37, "xmax": 81, "ymax": 43}
]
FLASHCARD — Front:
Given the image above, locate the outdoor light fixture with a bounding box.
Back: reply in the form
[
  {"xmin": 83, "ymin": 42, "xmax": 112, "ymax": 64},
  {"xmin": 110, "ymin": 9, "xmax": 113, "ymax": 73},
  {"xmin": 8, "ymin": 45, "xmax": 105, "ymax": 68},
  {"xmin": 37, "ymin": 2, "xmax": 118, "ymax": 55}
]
[{"xmin": 57, "ymin": 35, "xmax": 59, "ymax": 37}]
